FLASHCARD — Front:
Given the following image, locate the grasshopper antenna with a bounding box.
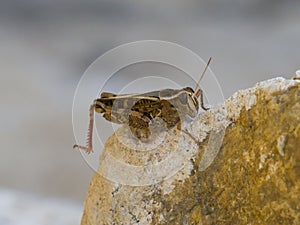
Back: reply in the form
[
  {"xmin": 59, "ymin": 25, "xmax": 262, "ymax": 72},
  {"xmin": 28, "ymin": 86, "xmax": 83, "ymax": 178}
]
[{"xmin": 194, "ymin": 57, "xmax": 212, "ymax": 98}]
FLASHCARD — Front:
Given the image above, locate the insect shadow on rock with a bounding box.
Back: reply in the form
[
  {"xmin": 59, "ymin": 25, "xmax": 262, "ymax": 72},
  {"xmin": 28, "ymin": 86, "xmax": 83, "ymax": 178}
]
[{"xmin": 73, "ymin": 58, "xmax": 212, "ymax": 153}]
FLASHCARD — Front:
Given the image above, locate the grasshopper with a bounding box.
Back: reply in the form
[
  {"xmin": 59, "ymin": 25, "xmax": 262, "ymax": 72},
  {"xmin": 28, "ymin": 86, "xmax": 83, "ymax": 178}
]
[{"xmin": 74, "ymin": 58, "xmax": 212, "ymax": 153}]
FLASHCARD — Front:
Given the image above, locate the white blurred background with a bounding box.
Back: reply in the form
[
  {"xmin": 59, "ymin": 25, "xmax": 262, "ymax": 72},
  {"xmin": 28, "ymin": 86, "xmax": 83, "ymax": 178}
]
[{"xmin": 0, "ymin": 0, "xmax": 300, "ymax": 224}]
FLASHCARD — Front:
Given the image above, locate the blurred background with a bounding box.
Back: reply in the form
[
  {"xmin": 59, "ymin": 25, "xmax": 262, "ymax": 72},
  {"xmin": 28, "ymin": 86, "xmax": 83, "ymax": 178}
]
[{"xmin": 0, "ymin": 0, "xmax": 299, "ymax": 224}]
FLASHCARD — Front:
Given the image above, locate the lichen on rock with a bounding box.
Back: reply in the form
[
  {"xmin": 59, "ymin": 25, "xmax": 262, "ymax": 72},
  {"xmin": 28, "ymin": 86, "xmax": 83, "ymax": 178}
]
[{"xmin": 81, "ymin": 76, "xmax": 300, "ymax": 225}]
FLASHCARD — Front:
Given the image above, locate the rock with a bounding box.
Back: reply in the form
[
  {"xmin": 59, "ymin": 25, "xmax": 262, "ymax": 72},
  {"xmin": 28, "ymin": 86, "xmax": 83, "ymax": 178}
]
[{"xmin": 81, "ymin": 76, "xmax": 300, "ymax": 225}]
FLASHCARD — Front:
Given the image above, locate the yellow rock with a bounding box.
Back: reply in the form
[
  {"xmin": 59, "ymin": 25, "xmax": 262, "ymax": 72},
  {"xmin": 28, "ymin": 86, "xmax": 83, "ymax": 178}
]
[{"xmin": 81, "ymin": 77, "xmax": 300, "ymax": 225}]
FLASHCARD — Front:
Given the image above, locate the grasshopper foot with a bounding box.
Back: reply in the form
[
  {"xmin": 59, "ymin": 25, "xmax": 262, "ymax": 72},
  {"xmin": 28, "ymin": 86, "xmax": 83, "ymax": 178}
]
[{"xmin": 73, "ymin": 144, "xmax": 93, "ymax": 154}]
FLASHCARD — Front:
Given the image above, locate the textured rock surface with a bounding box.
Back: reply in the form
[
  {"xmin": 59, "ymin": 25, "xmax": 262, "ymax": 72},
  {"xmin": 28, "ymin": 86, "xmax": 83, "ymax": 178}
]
[{"xmin": 81, "ymin": 77, "xmax": 300, "ymax": 225}]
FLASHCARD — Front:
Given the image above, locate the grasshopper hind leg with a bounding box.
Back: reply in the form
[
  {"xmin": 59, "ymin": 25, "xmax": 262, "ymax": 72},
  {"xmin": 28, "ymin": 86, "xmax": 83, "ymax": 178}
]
[{"xmin": 73, "ymin": 104, "xmax": 95, "ymax": 154}]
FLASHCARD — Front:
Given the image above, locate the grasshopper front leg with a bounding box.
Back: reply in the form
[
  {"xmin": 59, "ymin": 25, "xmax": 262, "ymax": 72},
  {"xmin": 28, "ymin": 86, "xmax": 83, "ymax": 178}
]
[
  {"xmin": 73, "ymin": 104, "xmax": 95, "ymax": 154},
  {"xmin": 196, "ymin": 88, "xmax": 209, "ymax": 111}
]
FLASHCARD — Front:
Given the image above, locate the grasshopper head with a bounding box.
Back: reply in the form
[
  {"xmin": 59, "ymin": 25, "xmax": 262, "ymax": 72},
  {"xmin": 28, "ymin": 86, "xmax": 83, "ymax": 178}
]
[{"xmin": 186, "ymin": 57, "xmax": 212, "ymax": 115}]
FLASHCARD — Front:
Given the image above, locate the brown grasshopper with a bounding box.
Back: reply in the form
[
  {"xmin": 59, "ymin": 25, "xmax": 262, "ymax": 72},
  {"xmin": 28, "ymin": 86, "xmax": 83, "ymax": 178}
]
[{"xmin": 74, "ymin": 57, "xmax": 212, "ymax": 153}]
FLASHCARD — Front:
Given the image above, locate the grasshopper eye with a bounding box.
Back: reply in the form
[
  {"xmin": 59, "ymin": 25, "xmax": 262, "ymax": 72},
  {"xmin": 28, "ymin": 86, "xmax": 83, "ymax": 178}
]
[{"xmin": 179, "ymin": 93, "xmax": 188, "ymax": 104}]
